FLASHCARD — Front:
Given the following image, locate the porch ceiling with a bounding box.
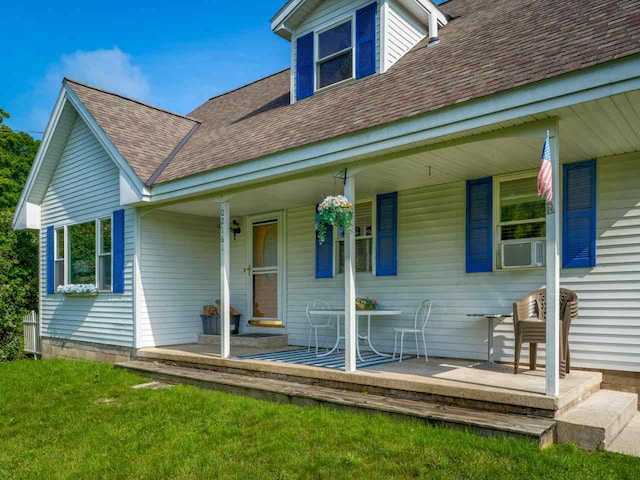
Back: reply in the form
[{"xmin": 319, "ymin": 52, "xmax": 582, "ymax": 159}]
[{"xmin": 158, "ymin": 91, "xmax": 640, "ymax": 218}]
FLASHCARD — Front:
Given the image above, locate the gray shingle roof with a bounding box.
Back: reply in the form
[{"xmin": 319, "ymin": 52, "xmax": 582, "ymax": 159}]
[
  {"xmin": 66, "ymin": 80, "xmax": 199, "ymax": 183},
  {"xmin": 66, "ymin": 0, "xmax": 640, "ymax": 186}
]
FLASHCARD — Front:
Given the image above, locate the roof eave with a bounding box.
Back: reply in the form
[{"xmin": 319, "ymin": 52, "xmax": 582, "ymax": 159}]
[
  {"xmin": 270, "ymin": 0, "xmax": 302, "ymax": 39},
  {"xmin": 63, "ymin": 81, "xmax": 150, "ymax": 203},
  {"xmin": 270, "ymin": 0, "xmax": 447, "ymax": 40},
  {"xmin": 147, "ymin": 55, "xmax": 640, "ymax": 204},
  {"xmin": 12, "ymin": 83, "xmax": 152, "ymax": 231},
  {"xmin": 12, "ymin": 87, "xmax": 68, "ymax": 231}
]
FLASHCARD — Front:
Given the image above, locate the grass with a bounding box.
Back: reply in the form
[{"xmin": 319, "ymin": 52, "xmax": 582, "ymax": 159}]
[{"xmin": 0, "ymin": 360, "xmax": 638, "ymax": 479}]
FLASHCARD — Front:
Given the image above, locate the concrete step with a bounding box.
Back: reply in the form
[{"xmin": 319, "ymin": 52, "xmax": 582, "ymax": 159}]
[
  {"xmin": 556, "ymin": 389, "xmax": 638, "ymax": 451},
  {"xmin": 608, "ymin": 413, "xmax": 640, "ymax": 457},
  {"xmin": 198, "ymin": 333, "xmax": 288, "ymax": 348},
  {"xmin": 116, "ymin": 360, "xmax": 556, "ymax": 448}
]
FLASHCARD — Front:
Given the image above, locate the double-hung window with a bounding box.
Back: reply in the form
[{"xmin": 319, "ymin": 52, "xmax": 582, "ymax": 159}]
[
  {"xmin": 61, "ymin": 217, "xmax": 113, "ymax": 291},
  {"xmin": 495, "ymin": 173, "xmax": 546, "ymax": 268},
  {"xmin": 317, "ymin": 19, "xmax": 354, "ymax": 89},
  {"xmin": 54, "ymin": 227, "xmax": 65, "ymax": 288},
  {"xmin": 497, "ymin": 174, "xmax": 546, "ymax": 241},
  {"xmin": 98, "ymin": 218, "xmax": 112, "ymax": 291},
  {"xmin": 337, "ymin": 201, "xmax": 374, "ymax": 273},
  {"xmin": 69, "ymin": 221, "xmax": 97, "ymax": 285}
]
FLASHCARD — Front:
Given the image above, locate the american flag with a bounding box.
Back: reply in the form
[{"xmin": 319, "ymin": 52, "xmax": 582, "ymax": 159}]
[{"xmin": 537, "ymin": 134, "xmax": 553, "ymax": 202}]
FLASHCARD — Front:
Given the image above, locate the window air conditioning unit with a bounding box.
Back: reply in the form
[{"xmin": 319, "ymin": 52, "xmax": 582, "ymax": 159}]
[{"xmin": 500, "ymin": 240, "xmax": 545, "ymax": 269}]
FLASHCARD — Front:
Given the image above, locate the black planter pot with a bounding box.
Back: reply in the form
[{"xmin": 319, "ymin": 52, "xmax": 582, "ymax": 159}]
[{"xmin": 201, "ymin": 314, "xmax": 241, "ymax": 335}]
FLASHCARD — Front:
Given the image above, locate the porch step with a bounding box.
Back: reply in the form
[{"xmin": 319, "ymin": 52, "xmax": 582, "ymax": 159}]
[
  {"xmin": 608, "ymin": 413, "xmax": 640, "ymax": 457},
  {"xmin": 198, "ymin": 333, "xmax": 289, "ymax": 348},
  {"xmin": 556, "ymin": 389, "xmax": 638, "ymax": 451},
  {"xmin": 115, "ymin": 360, "xmax": 556, "ymax": 448}
]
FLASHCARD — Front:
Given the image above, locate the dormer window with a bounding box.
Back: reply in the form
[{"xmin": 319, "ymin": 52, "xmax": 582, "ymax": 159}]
[
  {"xmin": 274, "ymin": 0, "xmax": 447, "ymax": 103},
  {"xmin": 317, "ymin": 19, "xmax": 354, "ymax": 89},
  {"xmin": 295, "ymin": 2, "xmax": 377, "ymax": 101}
]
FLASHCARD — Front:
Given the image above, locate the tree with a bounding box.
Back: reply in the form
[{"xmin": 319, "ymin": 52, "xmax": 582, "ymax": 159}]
[
  {"xmin": 0, "ymin": 111, "xmax": 40, "ymax": 211},
  {"xmin": 0, "ymin": 110, "xmax": 40, "ymax": 361}
]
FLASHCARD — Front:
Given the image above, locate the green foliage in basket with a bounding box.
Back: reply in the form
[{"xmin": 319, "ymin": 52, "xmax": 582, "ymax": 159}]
[{"xmin": 315, "ymin": 195, "xmax": 353, "ymax": 245}]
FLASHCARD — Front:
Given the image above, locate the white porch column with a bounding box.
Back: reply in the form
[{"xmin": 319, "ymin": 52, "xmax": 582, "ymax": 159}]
[
  {"xmin": 545, "ymin": 121, "xmax": 561, "ymax": 396},
  {"xmin": 344, "ymin": 175, "xmax": 357, "ymax": 372},
  {"xmin": 220, "ymin": 201, "xmax": 231, "ymax": 359}
]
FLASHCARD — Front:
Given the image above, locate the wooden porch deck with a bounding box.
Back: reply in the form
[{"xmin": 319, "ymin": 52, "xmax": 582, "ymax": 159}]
[{"xmin": 135, "ymin": 343, "xmax": 602, "ymax": 418}]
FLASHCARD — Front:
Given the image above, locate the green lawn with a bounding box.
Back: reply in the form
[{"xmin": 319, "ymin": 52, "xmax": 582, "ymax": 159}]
[{"xmin": 0, "ymin": 360, "xmax": 638, "ymax": 479}]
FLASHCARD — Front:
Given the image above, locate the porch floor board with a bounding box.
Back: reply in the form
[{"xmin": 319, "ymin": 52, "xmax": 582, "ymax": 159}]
[
  {"xmin": 116, "ymin": 360, "xmax": 556, "ymax": 448},
  {"xmin": 136, "ymin": 344, "xmax": 602, "ymax": 416}
]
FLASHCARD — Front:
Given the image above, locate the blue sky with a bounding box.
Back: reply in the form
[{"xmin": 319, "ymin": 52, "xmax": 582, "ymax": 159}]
[
  {"xmin": 2, "ymin": 0, "xmax": 445, "ymax": 135},
  {"xmin": 2, "ymin": 0, "xmax": 291, "ymax": 135}
]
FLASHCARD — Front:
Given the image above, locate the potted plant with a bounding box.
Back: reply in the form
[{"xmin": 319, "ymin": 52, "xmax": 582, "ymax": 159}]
[
  {"xmin": 201, "ymin": 301, "xmax": 241, "ymax": 335},
  {"xmin": 315, "ymin": 195, "xmax": 354, "ymax": 244},
  {"xmin": 356, "ymin": 297, "xmax": 379, "ymax": 311},
  {"xmin": 56, "ymin": 284, "xmax": 99, "ymax": 297}
]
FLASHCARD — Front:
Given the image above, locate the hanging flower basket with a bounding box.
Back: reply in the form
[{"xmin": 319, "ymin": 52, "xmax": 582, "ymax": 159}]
[
  {"xmin": 56, "ymin": 284, "xmax": 99, "ymax": 296},
  {"xmin": 315, "ymin": 195, "xmax": 354, "ymax": 245}
]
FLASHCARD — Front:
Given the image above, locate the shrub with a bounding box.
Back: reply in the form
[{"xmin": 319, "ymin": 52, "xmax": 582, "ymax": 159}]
[{"xmin": 0, "ymin": 210, "xmax": 38, "ymax": 361}]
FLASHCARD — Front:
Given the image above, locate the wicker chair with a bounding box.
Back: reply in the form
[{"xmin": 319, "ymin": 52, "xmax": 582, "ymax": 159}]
[{"xmin": 513, "ymin": 288, "xmax": 578, "ymax": 377}]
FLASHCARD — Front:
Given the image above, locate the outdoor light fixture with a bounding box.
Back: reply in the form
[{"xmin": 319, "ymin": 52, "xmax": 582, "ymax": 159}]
[{"xmin": 231, "ymin": 220, "xmax": 242, "ymax": 240}]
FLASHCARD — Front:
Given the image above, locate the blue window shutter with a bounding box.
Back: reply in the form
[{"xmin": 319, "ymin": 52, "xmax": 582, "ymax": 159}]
[
  {"xmin": 316, "ymin": 224, "xmax": 333, "ymax": 279},
  {"xmin": 563, "ymin": 159, "xmax": 596, "ymax": 268},
  {"xmin": 466, "ymin": 178, "xmax": 493, "ymax": 273},
  {"xmin": 296, "ymin": 32, "xmax": 314, "ymax": 101},
  {"xmin": 113, "ymin": 209, "xmax": 125, "ymax": 293},
  {"xmin": 356, "ymin": 2, "xmax": 377, "ymax": 78},
  {"xmin": 376, "ymin": 192, "xmax": 398, "ymax": 276},
  {"xmin": 46, "ymin": 225, "xmax": 55, "ymax": 294}
]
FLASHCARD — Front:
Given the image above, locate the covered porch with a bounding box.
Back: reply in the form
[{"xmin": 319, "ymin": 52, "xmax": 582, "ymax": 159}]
[
  {"xmin": 135, "ymin": 90, "xmax": 640, "ymax": 400},
  {"xmin": 133, "ymin": 343, "xmax": 602, "ymax": 419}
]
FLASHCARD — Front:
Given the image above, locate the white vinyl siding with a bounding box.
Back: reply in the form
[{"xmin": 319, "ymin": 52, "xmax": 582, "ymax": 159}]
[
  {"xmin": 136, "ymin": 211, "xmax": 249, "ymax": 347},
  {"xmin": 384, "ymin": 0, "xmax": 426, "ymax": 71},
  {"xmin": 292, "ymin": 0, "xmax": 381, "ymax": 102},
  {"xmin": 40, "ymin": 116, "xmax": 135, "ymax": 347},
  {"xmin": 137, "ymin": 211, "xmax": 218, "ymax": 347},
  {"xmin": 561, "ymin": 155, "xmax": 640, "ymax": 372},
  {"xmin": 284, "ymin": 154, "xmax": 640, "ymax": 373}
]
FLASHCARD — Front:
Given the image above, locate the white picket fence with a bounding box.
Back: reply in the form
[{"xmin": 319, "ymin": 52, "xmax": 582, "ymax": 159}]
[{"xmin": 23, "ymin": 310, "xmax": 41, "ymax": 356}]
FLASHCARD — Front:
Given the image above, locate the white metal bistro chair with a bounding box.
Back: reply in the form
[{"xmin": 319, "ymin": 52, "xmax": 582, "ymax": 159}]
[
  {"xmin": 393, "ymin": 300, "xmax": 432, "ymax": 362},
  {"xmin": 305, "ymin": 299, "xmax": 336, "ymax": 355}
]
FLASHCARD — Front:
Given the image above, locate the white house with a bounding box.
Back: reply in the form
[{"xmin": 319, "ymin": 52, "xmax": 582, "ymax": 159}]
[{"xmin": 13, "ymin": 0, "xmax": 640, "ymax": 399}]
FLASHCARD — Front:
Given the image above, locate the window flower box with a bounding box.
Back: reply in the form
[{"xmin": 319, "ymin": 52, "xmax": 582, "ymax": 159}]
[
  {"xmin": 315, "ymin": 195, "xmax": 353, "ymax": 244},
  {"xmin": 56, "ymin": 284, "xmax": 99, "ymax": 297}
]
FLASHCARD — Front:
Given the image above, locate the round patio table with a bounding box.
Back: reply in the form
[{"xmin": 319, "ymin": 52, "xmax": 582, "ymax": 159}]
[{"xmin": 308, "ymin": 309, "xmax": 402, "ymax": 362}]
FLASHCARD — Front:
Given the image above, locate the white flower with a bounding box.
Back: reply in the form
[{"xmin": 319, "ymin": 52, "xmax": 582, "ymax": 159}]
[
  {"xmin": 319, "ymin": 195, "xmax": 352, "ymax": 211},
  {"xmin": 56, "ymin": 284, "xmax": 98, "ymax": 295}
]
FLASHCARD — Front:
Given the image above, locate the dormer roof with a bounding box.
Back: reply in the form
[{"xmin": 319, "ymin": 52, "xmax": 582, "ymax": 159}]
[{"xmin": 271, "ymin": 0, "xmax": 447, "ymax": 40}]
